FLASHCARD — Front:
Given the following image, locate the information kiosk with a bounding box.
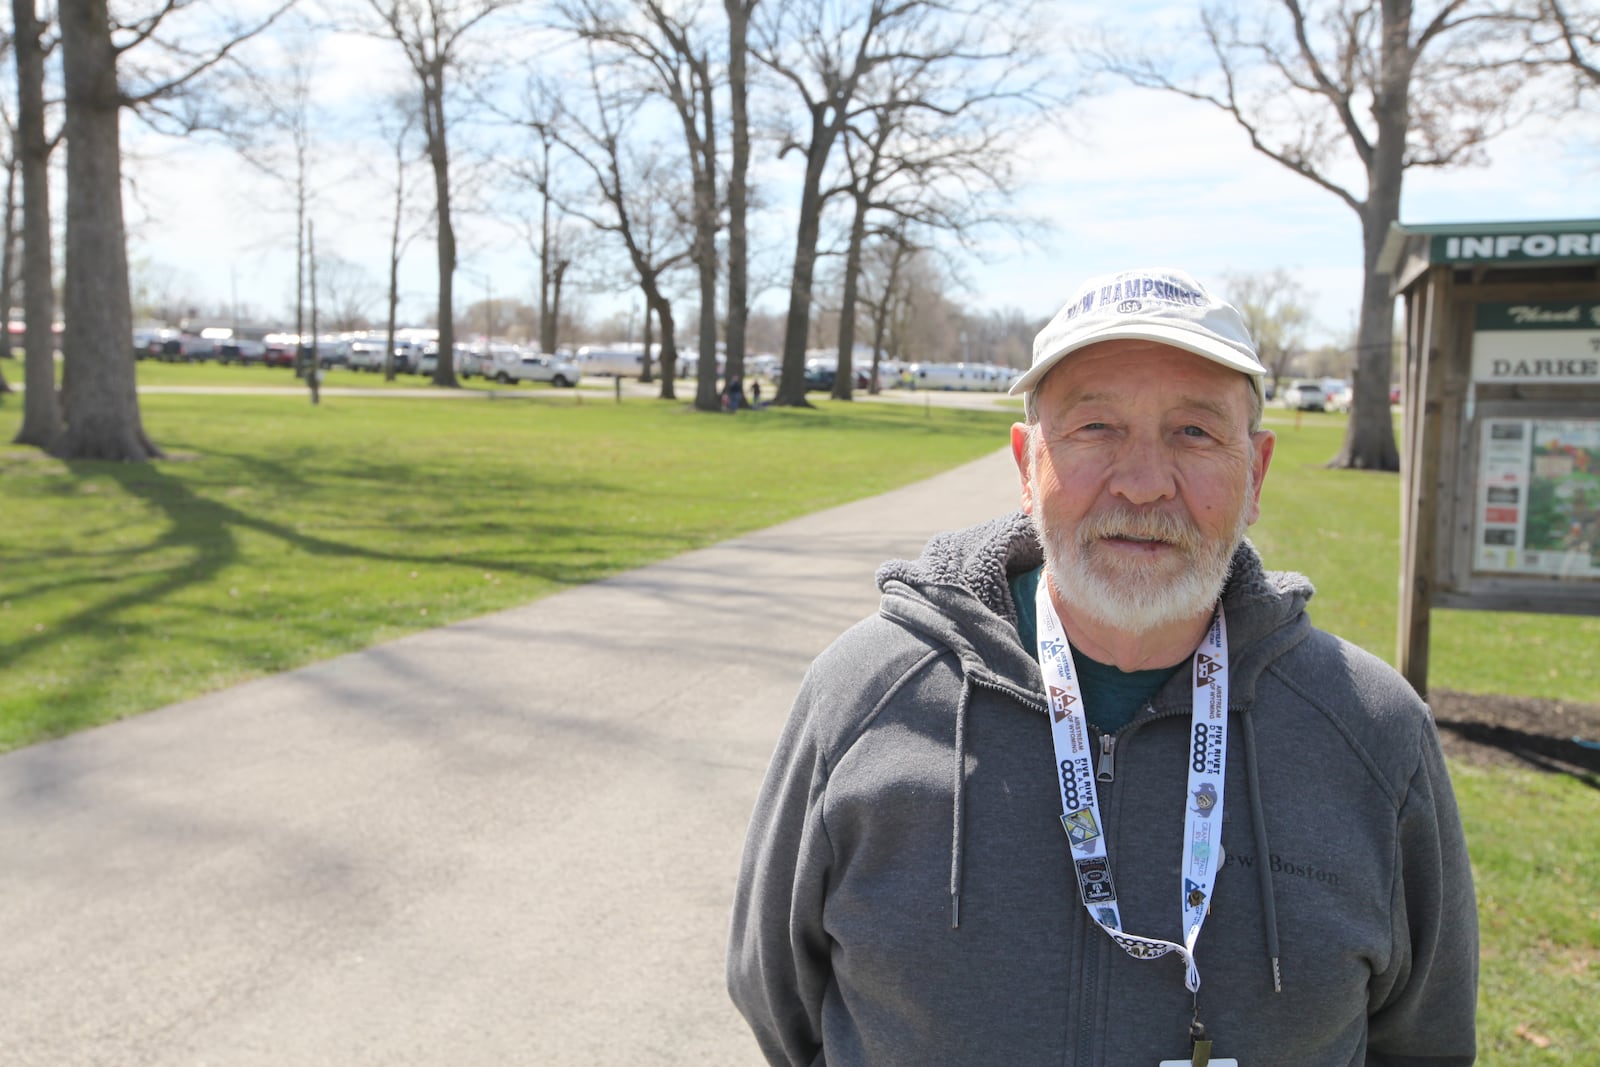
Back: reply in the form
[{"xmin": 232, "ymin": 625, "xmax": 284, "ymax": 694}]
[{"xmin": 1379, "ymin": 219, "xmax": 1600, "ymax": 696}]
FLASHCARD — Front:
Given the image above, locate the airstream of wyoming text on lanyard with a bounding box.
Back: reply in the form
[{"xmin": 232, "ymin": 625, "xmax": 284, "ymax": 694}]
[{"xmin": 1034, "ymin": 578, "xmax": 1229, "ymax": 996}]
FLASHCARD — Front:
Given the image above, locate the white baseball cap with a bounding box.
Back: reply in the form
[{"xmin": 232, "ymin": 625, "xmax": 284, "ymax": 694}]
[{"xmin": 1010, "ymin": 268, "xmax": 1266, "ymax": 400}]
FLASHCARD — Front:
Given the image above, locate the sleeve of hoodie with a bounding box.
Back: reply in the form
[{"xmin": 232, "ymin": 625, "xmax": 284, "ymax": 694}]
[
  {"xmin": 725, "ymin": 658, "xmax": 840, "ymax": 1067},
  {"xmin": 1365, "ymin": 713, "xmax": 1480, "ymax": 1067}
]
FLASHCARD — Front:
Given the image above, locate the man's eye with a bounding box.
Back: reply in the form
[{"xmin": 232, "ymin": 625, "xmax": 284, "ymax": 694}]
[{"xmin": 1181, "ymin": 425, "xmax": 1210, "ymax": 438}]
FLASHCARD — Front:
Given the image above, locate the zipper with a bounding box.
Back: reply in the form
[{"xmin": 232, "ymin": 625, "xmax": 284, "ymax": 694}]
[
  {"xmin": 1096, "ymin": 732, "xmax": 1117, "ymax": 782},
  {"xmin": 968, "ymin": 674, "xmax": 1045, "ymax": 714}
]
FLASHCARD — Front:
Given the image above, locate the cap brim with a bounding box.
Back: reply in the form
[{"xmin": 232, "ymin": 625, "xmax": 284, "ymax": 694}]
[{"xmin": 1010, "ymin": 324, "xmax": 1266, "ymax": 399}]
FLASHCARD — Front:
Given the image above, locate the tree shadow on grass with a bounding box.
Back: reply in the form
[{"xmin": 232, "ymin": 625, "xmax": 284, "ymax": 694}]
[{"xmin": 0, "ymin": 455, "xmax": 691, "ymax": 741}]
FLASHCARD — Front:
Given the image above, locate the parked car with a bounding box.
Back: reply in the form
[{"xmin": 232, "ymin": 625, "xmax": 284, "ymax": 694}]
[
  {"xmin": 261, "ymin": 333, "xmax": 299, "ymax": 367},
  {"xmin": 389, "ymin": 340, "xmax": 421, "ymax": 374},
  {"xmin": 303, "ymin": 338, "xmax": 348, "ymax": 368},
  {"xmin": 347, "ymin": 340, "xmax": 388, "ymax": 372},
  {"xmin": 1327, "ymin": 382, "xmax": 1353, "ymax": 413},
  {"xmin": 217, "ymin": 341, "xmax": 267, "ymax": 365},
  {"xmin": 1283, "ymin": 381, "xmax": 1326, "ymax": 411},
  {"xmin": 416, "ymin": 343, "xmax": 439, "ymax": 376},
  {"xmin": 151, "ymin": 333, "xmax": 215, "ymax": 362},
  {"xmin": 485, "ymin": 349, "xmax": 581, "ymax": 387},
  {"xmin": 133, "ymin": 327, "xmax": 177, "ymax": 360}
]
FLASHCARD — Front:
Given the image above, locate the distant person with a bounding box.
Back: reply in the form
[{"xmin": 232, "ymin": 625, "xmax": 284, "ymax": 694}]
[
  {"xmin": 727, "ymin": 267, "xmax": 1478, "ymax": 1066},
  {"xmin": 725, "ymin": 374, "xmax": 744, "ymax": 413},
  {"xmin": 751, "ymin": 380, "xmax": 762, "ymax": 407}
]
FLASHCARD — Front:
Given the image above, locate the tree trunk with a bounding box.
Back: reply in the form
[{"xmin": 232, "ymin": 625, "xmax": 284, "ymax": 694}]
[
  {"xmin": 654, "ymin": 299, "xmax": 680, "ymax": 402},
  {"xmin": 385, "ymin": 125, "xmax": 404, "ymax": 381},
  {"xmin": 550, "ymin": 259, "xmax": 567, "ymax": 355},
  {"xmin": 3, "ymin": 152, "xmax": 18, "ymax": 330},
  {"xmin": 692, "ymin": 71, "xmax": 720, "ymax": 413},
  {"xmin": 12, "ymin": 0, "xmax": 61, "ymax": 446},
  {"xmin": 55, "ymin": 0, "xmax": 161, "ymax": 461},
  {"xmin": 832, "ymin": 191, "xmax": 870, "ymax": 401},
  {"xmin": 723, "ymin": 0, "xmax": 752, "ymax": 393},
  {"xmin": 294, "ymin": 137, "xmax": 308, "ymax": 378},
  {"xmin": 0, "ymin": 144, "xmax": 9, "ymax": 403},
  {"xmin": 1329, "ymin": 19, "xmax": 1409, "ymax": 472},
  {"xmin": 308, "ymin": 219, "xmax": 321, "ymax": 404},
  {"xmin": 425, "ymin": 72, "xmax": 458, "ymax": 388},
  {"xmin": 774, "ymin": 108, "xmax": 832, "ymax": 406},
  {"xmin": 1328, "ymin": 200, "xmax": 1401, "ymax": 470},
  {"xmin": 639, "ymin": 297, "xmax": 655, "ymax": 384}
]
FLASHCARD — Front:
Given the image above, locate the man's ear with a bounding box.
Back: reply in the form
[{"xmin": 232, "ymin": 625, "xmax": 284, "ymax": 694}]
[
  {"xmin": 1012, "ymin": 423, "xmax": 1036, "ymax": 515},
  {"xmin": 1246, "ymin": 430, "xmax": 1276, "ymax": 525}
]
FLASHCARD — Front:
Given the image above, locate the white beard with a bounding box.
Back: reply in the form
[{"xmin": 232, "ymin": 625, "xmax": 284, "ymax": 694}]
[{"xmin": 1029, "ymin": 449, "xmax": 1252, "ymax": 634}]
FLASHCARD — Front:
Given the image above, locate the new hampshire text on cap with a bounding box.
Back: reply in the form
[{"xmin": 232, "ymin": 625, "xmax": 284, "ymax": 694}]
[{"xmin": 1012, "ymin": 268, "xmax": 1267, "ymax": 400}]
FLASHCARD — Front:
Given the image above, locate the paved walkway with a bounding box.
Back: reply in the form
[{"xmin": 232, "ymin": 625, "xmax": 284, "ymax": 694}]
[{"xmin": 0, "ymin": 447, "xmax": 1024, "ymax": 1066}]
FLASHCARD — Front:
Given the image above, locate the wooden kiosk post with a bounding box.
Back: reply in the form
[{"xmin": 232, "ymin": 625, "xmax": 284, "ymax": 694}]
[{"xmin": 1381, "ymin": 219, "xmax": 1600, "ymax": 697}]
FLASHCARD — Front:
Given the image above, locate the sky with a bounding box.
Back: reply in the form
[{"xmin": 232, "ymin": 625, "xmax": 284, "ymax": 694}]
[{"xmin": 117, "ymin": 7, "xmax": 1600, "ymax": 354}]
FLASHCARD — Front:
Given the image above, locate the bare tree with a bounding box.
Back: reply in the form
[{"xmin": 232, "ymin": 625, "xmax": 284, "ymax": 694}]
[
  {"xmin": 498, "ymin": 76, "xmax": 578, "ymax": 359},
  {"xmin": 754, "ymin": 0, "xmax": 893, "ymax": 406},
  {"xmin": 1223, "ymin": 268, "xmax": 1314, "ymax": 399},
  {"xmin": 213, "ymin": 16, "xmax": 338, "ymax": 382},
  {"xmin": 369, "ymin": 92, "xmax": 426, "ymax": 379},
  {"xmin": 560, "ymin": 0, "xmax": 723, "ymax": 411},
  {"xmin": 1094, "ymin": 1, "xmax": 1547, "ymax": 470},
  {"xmin": 755, "ymin": 0, "xmax": 1046, "ymax": 407},
  {"xmin": 825, "ymin": 29, "xmax": 1048, "ymax": 402},
  {"xmin": 49, "ymin": 0, "xmax": 292, "ymax": 461},
  {"xmin": 856, "ymin": 222, "xmax": 916, "ymax": 387},
  {"xmin": 359, "ymin": 0, "xmax": 525, "ymax": 389},
  {"xmin": 536, "ymin": 57, "xmax": 695, "ymax": 399}
]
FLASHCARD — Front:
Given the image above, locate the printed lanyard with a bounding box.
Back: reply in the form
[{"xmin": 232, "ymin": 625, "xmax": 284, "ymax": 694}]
[{"xmin": 1035, "ymin": 579, "xmax": 1230, "ymax": 994}]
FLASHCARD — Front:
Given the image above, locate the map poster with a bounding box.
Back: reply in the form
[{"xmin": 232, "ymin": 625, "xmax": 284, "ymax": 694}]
[{"xmin": 1474, "ymin": 418, "xmax": 1600, "ymax": 580}]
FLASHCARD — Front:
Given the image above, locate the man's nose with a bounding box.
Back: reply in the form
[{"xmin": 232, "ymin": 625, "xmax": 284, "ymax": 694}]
[{"xmin": 1105, "ymin": 434, "xmax": 1177, "ymax": 506}]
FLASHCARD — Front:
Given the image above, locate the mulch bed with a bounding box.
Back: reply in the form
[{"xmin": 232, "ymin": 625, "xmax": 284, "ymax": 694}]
[{"xmin": 1430, "ymin": 688, "xmax": 1600, "ymax": 780}]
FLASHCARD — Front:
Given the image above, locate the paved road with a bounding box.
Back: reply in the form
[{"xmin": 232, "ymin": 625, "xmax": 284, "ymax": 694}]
[{"xmin": 0, "ymin": 446, "xmax": 1025, "ymax": 1066}]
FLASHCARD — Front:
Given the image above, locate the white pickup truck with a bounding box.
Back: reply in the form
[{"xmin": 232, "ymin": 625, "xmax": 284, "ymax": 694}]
[{"xmin": 482, "ymin": 349, "xmax": 583, "ymax": 387}]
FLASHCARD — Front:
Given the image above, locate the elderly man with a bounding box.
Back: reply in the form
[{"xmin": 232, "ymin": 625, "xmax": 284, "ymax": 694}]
[{"xmin": 727, "ymin": 267, "xmax": 1478, "ymax": 1067}]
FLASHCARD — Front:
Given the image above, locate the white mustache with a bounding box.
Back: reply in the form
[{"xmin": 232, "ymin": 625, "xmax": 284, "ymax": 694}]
[{"xmin": 1076, "ymin": 509, "xmax": 1202, "ymax": 552}]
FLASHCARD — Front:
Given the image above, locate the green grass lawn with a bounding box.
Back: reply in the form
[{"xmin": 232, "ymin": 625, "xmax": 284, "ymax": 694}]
[
  {"xmin": 0, "ymin": 390, "xmax": 1016, "ymax": 749},
  {"xmin": 1, "ymin": 388, "xmax": 1594, "ymax": 1062}
]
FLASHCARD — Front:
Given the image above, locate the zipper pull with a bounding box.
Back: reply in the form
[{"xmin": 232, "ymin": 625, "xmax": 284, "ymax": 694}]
[{"xmin": 1097, "ymin": 733, "xmax": 1117, "ymax": 782}]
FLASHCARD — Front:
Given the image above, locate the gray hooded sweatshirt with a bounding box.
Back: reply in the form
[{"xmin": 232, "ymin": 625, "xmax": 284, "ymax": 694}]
[{"xmin": 727, "ymin": 512, "xmax": 1477, "ymax": 1066}]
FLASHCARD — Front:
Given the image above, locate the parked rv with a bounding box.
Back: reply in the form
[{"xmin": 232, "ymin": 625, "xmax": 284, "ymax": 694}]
[
  {"xmin": 576, "ymin": 345, "xmax": 650, "ymax": 378},
  {"xmin": 908, "ymin": 361, "xmax": 1017, "ymax": 392}
]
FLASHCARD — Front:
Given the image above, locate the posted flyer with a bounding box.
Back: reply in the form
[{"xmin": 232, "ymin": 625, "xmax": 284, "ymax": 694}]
[{"xmin": 1475, "ymin": 418, "xmax": 1600, "ymax": 579}]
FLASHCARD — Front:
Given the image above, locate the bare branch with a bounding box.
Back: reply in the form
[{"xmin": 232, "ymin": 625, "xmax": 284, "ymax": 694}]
[{"xmin": 118, "ymin": 2, "xmax": 299, "ymax": 107}]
